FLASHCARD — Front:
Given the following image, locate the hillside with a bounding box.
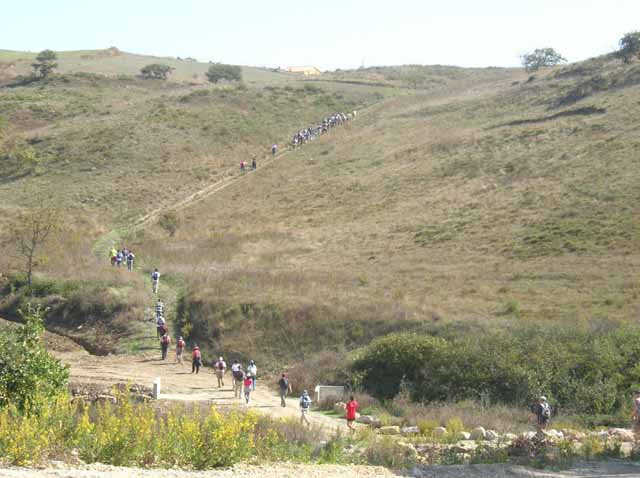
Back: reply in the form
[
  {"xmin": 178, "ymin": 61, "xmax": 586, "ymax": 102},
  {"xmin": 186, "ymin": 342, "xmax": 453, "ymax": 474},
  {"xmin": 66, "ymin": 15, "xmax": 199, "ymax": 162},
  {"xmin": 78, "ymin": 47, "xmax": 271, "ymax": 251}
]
[{"xmin": 133, "ymin": 54, "xmax": 640, "ymax": 368}]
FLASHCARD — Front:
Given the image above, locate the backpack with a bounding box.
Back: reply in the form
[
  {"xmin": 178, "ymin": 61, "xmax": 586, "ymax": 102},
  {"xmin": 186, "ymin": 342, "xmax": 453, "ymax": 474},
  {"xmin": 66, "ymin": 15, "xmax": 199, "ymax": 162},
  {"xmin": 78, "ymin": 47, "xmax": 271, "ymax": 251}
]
[
  {"xmin": 233, "ymin": 370, "xmax": 244, "ymax": 380},
  {"xmin": 541, "ymin": 403, "xmax": 551, "ymax": 419},
  {"xmin": 279, "ymin": 378, "xmax": 289, "ymax": 390},
  {"xmin": 217, "ymin": 361, "xmax": 225, "ymax": 371},
  {"xmin": 300, "ymin": 395, "xmax": 311, "ymax": 409},
  {"xmin": 152, "ymin": 271, "xmax": 159, "ymax": 280},
  {"xmin": 177, "ymin": 339, "xmax": 185, "ymax": 349},
  {"xmin": 161, "ymin": 336, "xmax": 169, "ymax": 345}
]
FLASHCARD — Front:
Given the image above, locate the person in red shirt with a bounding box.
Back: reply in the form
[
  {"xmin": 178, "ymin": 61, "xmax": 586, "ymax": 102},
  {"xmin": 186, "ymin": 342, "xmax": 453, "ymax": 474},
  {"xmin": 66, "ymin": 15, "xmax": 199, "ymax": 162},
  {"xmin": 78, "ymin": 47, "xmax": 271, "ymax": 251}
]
[
  {"xmin": 191, "ymin": 345, "xmax": 202, "ymax": 374},
  {"xmin": 345, "ymin": 395, "xmax": 359, "ymax": 432}
]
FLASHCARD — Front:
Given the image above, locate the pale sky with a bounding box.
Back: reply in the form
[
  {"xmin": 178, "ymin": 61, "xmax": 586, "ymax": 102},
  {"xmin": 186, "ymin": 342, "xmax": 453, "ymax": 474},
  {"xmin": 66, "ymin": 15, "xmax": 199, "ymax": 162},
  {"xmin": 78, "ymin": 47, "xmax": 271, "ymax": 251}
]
[{"xmin": 1, "ymin": 0, "xmax": 638, "ymax": 70}]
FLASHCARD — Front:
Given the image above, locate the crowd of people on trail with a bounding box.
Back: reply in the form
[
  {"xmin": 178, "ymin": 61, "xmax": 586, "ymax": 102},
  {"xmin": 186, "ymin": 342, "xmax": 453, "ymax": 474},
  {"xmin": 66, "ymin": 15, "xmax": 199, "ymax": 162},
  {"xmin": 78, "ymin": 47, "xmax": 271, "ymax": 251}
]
[
  {"xmin": 109, "ymin": 247, "xmax": 136, "ymax": 270},
  {"xmin": 291, "ymin": 111, "xmax": 356, "ymax": 148}
]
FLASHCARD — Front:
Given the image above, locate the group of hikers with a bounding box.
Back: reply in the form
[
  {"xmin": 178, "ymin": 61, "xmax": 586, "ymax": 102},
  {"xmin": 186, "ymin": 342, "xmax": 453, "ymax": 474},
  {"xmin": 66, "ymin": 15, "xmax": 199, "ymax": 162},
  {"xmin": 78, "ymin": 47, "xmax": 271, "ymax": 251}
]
[
  {"xmin": 291, "ymin": 111, "xmax": 356, "ymax": 148},
  {"xmin": 109, "ymin": 247, "xmax": 136, "ymax": 270}
]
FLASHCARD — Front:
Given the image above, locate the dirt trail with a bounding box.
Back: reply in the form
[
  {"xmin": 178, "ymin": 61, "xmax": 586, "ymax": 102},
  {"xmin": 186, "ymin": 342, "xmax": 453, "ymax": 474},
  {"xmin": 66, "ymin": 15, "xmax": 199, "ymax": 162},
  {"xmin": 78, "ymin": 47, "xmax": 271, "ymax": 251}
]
[{"xmin": 56, "ymin": 345, "xmax": 347, "ymax": 430}]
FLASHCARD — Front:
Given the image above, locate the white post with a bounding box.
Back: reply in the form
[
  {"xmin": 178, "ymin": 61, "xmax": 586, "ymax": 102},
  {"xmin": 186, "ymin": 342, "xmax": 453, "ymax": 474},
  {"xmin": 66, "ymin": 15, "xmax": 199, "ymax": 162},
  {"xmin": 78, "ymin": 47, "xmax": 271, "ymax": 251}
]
[{"xmin": 153, "ymin": 377, "xmax": 161, "ymax": 399}]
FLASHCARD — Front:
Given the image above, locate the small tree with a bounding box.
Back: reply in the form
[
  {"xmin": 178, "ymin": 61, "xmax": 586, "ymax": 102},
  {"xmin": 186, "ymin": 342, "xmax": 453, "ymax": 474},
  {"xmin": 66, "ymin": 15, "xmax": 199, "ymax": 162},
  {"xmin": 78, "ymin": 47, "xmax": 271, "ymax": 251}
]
[
  {"xmin": 31, "ymin": 49, "xmax": 58, "ymax": 78},
  {"xmin": 616, "ymin": 31, "xmax": 640, "ymax": 63},
  {"xmin": 7, "ymin": 204, "xmax": 61, "ymax": 288},
  {"xmin": 158, "ymin": 211, "xmax": 179, "ymax": 237},
  {"xmin": 0, "ymin": 305, "xmax": 69, "ymax": 410},
  {"xmin": 521, "ymin": 48, "xmax": 567, "ymax": 73},
  {"xmin": 206, "ymin": 63, "xmax": 242, "ymax": 83},
  {"xmin": 140, "ymin": 63, "xmax": 174, "ymax": 80}
]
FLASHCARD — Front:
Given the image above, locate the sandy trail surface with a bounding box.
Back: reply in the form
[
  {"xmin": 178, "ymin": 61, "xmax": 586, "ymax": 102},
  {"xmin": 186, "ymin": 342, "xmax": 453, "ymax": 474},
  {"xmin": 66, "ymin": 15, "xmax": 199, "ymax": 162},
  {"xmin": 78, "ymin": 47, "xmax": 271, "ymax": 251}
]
[{"xmin": 55, "ymin": 346, "xmax": 347, "ymax": 430}]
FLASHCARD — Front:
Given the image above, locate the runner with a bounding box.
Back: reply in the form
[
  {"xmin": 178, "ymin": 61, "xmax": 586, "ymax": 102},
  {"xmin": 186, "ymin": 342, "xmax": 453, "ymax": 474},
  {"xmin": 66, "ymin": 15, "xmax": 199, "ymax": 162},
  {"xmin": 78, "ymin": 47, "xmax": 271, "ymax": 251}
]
[
  {"xmin": 247, "ymin": 360, "xmax": 257, "ymax": 390},
  {"xmin": 160, "ymin": 333, "xmax": 171, "ymax": 360},
  {"xmin": 243, "ymin": 374, "xmax": 253, "ymax": 404},
  {"xmin": 176, "ymin": 336, "xmax": 186, "ymax": 363},
  {"xmin": 151, "ymin": 268, "xmax": 160, "ymax": 294},
  {"xmin": 278, "ymin": 373, "xmax": 292, "ymax": 407},
  {"xmin": 299, "ymin": 390, "xmax": 312, "ymax": 425},
  {"xmin": 215, "ymin": 356, "xmax": 226, "ymax": 388},
  {"xmin": 191, "ymin": 345, "xmax": 202, "ymax": 374},
  {"xmin": 345, "ymin": 395, "xmax": 359, "ymax": 432}
]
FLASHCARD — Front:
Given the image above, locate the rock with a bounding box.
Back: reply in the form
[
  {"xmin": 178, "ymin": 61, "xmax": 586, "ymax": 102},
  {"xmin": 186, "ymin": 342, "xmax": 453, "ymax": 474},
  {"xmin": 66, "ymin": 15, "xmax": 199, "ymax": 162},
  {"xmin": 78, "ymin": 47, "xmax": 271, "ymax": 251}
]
[
  {"xmin": 609, "ymin": 428, "xmax": 635, "ymax": 442},
  {"xmin": 333, "ymin": 402, "xmax": 346, "ymax": 414},
  {"xmin": 470, "ymin": 426, "xmax": 487, "ymax": 441},
  {"xmin": 486, "ymin": 430, "xmax": 499, "ymax": 441},
  {"xmin": 457, "ymin": 431, "xmax": 471, "ymax": 440},
  {"xmin": 522, "ymin": 431, "xmax": 537, "ymax": 439},
  {"xmin": 450, "ymin": 440, "xmax": 479, "ymax": 453},
  {"xmin": 357, "ymin": 415, "xmax": 381, "ymax": 427},
  {"xmin": 397, "ymin": 441, "xmax": 418, "ymax": 460},
  {"xmin": 432, "ymin": 426, "xmax": 447, "ymax": 438},
  {"xmin": 401, "ymin": 426, "xmax": 420, "ymax": 435},
  {"xmin": 504, "ymin": 433, "xmax": 518, "ymax": 441},
  {"xmin": 377, "ymin": 425, "xmax": 401, "ymax": 435}
]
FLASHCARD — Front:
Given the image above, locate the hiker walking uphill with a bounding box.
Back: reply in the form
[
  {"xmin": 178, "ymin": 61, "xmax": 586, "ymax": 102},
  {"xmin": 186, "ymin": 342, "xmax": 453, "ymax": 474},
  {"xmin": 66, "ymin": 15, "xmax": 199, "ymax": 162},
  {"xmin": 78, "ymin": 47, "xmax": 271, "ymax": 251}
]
[
  {"xmin": 176, "ymin": 336, "xmax": 186, "ymax": 363},
  {"xmin": 243, "ymin": 374, "xmax": 253, "ymax": 404},
  {"xmin": 231, "ymin": 361, "xmax": 245, "ymax": 398},
  {"xmin": 191, "ymin": 345, "xmax": 202, "ymax": 374},
  {"xmin": 278, "ymin": 373, "xmax": 292, "ymax": 407},
  {"xmin": 160, "ymin": 333, "xmax": 171, "ymax": 360},
  {"xmin": 247, "ymin": 360, "xmax": 257, "ymax": 390},
  {"xmin": 215, "ymin": 356, "xmax": 226, "ymax": 388},
  {"xmin": 126, "ymin": 250, "xmax": 135, "ymax": 270},
  {"xmin": 151, "ymin": 268, "xmax": 160, "ymax": 294},
  {"xmin": 531, "ymin": 396, "xmax": 552, "ymax": 432},
  {"xmin": 156, "ymin": 315, "xmax": 166, "ymax": 339},
  {"xmin": 109, "ymin": 247, "xmax": 118, "ymax": 266},
  {"xmin": 632, "ymin": 391, "xmax": 640, "ymax": 436},
  {"xmin": 299, "ymin": 390, "xmax": 312, "ymax": 425}
]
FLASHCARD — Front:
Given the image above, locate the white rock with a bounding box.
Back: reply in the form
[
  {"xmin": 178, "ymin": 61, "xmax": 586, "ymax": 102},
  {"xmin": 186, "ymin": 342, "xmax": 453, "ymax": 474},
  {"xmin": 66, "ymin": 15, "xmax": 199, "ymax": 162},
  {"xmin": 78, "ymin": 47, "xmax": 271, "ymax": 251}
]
[
  {"xmin": 470, "ymin": 426, "xmax": 487, "ymax": 441},
  {"xmin": 609, "ymin": 428, "xmax": 635, "ymax": 442},
  {"xmin": 504, "ymin": 433, "xmax": 518, "ymax": 441},
  {"xmin": 401, "ymin": 426, "xmax": 420, "ymax": 435},
  {"xmin": 486, "ymin": 430, "xmax": 499, "ymax": 441},
  {"xmin": 457, "ymin": 431, "xmax": 471, "ymax": 440}
]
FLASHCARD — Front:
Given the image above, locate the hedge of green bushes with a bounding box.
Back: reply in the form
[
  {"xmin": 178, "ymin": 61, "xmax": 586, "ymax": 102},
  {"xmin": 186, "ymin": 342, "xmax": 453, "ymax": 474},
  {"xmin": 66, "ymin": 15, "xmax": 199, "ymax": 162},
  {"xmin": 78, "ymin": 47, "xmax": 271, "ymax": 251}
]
[{"xmin": 352, "ymin": 326, "xmax": 640, "ymax": 415}]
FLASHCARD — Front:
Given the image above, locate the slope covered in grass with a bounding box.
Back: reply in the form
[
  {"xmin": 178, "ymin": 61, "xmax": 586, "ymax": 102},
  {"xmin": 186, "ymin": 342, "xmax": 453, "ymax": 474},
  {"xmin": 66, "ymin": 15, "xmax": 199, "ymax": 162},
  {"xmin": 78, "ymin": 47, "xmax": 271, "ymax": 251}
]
[{"xmin": 132, "ymin": 55, "xmax": 640, "ymax": 369}]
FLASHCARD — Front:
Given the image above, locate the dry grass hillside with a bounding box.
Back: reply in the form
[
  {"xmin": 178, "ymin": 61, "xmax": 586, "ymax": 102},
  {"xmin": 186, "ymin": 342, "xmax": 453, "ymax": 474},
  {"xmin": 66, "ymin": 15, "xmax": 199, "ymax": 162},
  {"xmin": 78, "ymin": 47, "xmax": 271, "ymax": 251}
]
[{"xmin": 132, "ymin": 55, "xmax": 640, "ymax": 364}]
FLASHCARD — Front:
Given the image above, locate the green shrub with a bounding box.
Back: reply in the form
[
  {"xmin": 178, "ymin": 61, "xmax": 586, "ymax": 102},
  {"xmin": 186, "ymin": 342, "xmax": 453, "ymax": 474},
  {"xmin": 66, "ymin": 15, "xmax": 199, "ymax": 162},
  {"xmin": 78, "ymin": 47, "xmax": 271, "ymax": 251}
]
[{"xmin": 0, "ymin": 305, "xmax": 68, "ymax": 411}]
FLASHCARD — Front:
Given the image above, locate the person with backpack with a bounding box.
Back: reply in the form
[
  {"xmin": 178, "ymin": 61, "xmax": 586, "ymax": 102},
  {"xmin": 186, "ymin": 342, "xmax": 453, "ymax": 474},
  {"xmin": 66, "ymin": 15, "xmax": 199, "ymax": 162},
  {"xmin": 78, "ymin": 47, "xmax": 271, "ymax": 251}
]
[
  {"xmin": 299, "ymin": 390, "xmax": 312, "ymax": 425},
  {"xmin": 271, "ymin": 144, "xmax": 277, "ymax": 156},
  {"xmin": 176, "ymin": 336, "xmax": 186, "ymax": 363},
  {"xmin": 126, "ymin": 250, "xmax": 135, "ymax": 271},
  {"xmin": 215, "ymin": 356, "xmax": 226, "ymax": 388},
  {"xmin": 278, "ymin": 373, "xmax": 292, "ymax": 407},
  {"xmin": 116, "ymin": 250, "xmax": 124, "ymax": 267},
  {"xmin": 531, "ymin": 396, "xmax": 551, "ymax": 432},
  {"xmin": 247, "ymin": 360, "xmax": 257, "ymax": 390},
  {"xmin": 232, "ymin": 362, "xmax": 244, "ymax": 399},
  {"xmin": 151, "ymin": 268, "xmax": 160, "ymax": 294},
  {"xmin": 160, "ymin": 333, "xmax": 171, "ymax": 360},
  {"xmin": 243, "ymin": 374, "xmax": 253, "ymax": 404},
  {"xmin": 345, "ymin": 395, "xmax": 359, "ymax": 433},
  {"xmin": 191, "ymin": 345, "xmax": 202, "ymax": 374},
  {"xmin": 109, "ymin": 247, "xmax": 118, "ymax": 266},
  {"xmin": 156, "ymin": 315, "xmax": 166, "ymax": 339},
  {"xmin": 251, "ymin": 157, "xmax": 257, "ymax": 171}
]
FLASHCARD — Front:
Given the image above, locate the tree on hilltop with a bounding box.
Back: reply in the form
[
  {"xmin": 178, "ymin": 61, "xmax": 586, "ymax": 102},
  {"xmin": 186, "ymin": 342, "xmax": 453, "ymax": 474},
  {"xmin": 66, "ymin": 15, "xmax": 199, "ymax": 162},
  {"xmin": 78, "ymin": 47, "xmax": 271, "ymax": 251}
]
[
  {"xmin": 141, "ymin": 63, "xmax": 174, "ymax": 80},
  {"xmin": 616, "ymin": 31, "xmax": 640, "ymax": 63},
  {"xmin": 521, "ymin": 48, "xmax": 567, "ymax": 73},
  {"xmin": 31, "ymin": 49, "xmax": 58, "ymax": 78},
  {"xmin": 206, "ymin": 63, "xmax": 242, "ymax": 83}
]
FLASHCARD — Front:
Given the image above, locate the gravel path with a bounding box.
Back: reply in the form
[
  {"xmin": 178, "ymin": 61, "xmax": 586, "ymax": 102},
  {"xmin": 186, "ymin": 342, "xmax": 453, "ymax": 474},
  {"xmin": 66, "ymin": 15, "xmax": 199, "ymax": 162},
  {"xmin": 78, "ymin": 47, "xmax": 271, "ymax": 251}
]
[{"xmin": 0, "ymin": 463, "xmax": 401, "ymax": 478}]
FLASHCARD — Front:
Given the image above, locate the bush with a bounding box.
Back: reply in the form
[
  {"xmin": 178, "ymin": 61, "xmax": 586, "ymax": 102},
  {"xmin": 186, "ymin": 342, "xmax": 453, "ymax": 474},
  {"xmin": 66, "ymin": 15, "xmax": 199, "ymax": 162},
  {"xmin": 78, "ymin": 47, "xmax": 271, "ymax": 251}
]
[
  {"xmin": 206, "ymin": 63, "xmax": 242, "ymax": 83},
  {"xmin": 352, "ymin": 326, "xmax": 640, "ymax": 416},
  {"xmin": 0, "ymin": 305, "xmax": 68, "ymax": 411},
  {"xmin": 141, "ymin": 64, "xmax": 174, "ymax": 80}
]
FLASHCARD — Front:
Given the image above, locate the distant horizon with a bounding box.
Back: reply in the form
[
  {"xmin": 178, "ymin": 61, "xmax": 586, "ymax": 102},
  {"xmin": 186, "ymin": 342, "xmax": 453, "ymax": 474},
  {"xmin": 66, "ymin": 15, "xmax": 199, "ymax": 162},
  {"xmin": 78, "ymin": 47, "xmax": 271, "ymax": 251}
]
[{"xmin": 1, "ymin": 0, "xmax": 638, "ymax": 71}]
